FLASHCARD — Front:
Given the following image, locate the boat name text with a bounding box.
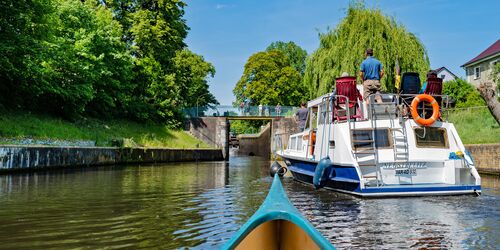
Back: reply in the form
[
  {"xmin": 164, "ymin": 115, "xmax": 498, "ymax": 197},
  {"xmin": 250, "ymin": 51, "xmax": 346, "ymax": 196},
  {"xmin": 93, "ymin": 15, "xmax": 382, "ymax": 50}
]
[{"xmin": 381, "ymin": 162, "xmax": 427, "ymax": 169}]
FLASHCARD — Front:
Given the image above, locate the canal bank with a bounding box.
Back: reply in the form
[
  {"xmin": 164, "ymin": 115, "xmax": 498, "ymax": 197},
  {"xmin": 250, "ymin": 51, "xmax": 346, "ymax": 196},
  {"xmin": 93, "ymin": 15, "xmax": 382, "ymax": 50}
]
[
  {"xmin": 0, "ymin": 145, "xmax": 223, "ymax": 173},
  {"xmin": 466, "ymin": 143, "xmax": 500, "ymax": 175}
]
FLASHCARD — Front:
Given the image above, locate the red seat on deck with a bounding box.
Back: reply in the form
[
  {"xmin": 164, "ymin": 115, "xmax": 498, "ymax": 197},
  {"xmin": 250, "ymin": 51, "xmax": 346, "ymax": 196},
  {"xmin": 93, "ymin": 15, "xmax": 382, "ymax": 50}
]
[
  {"xmin": 334, "ymin": 76, "xmax": 363, "ymax": 121},
  {"xmin": 424, "ymin": 77, "xmax": 443, "ymax": 96},
  {"xmin": 422, "ymin": 77, "xmax": 443, "ymax": 119}
]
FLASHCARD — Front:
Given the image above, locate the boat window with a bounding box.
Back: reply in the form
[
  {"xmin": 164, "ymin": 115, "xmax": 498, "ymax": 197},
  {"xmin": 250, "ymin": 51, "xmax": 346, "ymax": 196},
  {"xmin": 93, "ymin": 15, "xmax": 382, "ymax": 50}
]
[
  {"xmin": 352, "ymin": 129, "xmax": 391, "ymax": 149},
  {"xmin": 415, "ymin": 127, "xmax": 448, "ymax": 148},
  {"xmin": 318, "ymin": 102, "xmax": 331, "ymax": 125},
  {"xmin": 306, "ymin": 106, "xmax": 318, "ymax": 129},
  {"xmin": 290, "ymin": 136, "xmax": 297, "ymax": 150}
]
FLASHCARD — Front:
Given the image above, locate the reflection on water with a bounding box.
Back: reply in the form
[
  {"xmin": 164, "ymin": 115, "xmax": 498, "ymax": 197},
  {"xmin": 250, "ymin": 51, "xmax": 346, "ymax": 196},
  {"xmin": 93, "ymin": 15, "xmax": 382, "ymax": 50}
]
[
  {"xmin": 0, "ymin": 157, "xmax": 498, "ymax": 249},
  {"xmin": 481, "ymin": 174, "xmax": 500, "ymax": 192}
]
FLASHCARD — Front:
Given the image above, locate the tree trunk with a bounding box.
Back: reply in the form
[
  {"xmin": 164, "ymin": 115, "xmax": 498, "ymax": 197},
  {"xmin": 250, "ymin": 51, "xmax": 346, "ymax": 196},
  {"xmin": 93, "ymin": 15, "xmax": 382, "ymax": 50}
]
[{"xmin": 477, "ymin": 82, "xmax": 500, "ymax": 125}]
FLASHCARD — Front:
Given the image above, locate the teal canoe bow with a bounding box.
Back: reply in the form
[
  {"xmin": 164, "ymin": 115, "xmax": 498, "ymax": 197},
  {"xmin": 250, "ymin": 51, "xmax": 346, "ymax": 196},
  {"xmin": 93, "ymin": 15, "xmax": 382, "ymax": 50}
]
[{"xmin": 223, "ymin": 175, "xmax": 335, "ymax": 250}]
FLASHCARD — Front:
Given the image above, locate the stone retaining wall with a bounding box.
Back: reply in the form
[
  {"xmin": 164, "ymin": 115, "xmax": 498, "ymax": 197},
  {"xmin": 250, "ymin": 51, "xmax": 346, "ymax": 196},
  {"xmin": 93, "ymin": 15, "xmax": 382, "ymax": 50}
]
[
  {"xmin": 0, "ymin": 146, "xmax": 223, "ymax": 173},
  {"xmin": 185, "ymin": 117, "xmax": 229, "ymax": 160},
  {"xmin": 238, "ymin": 123, "xmax": 271, "ymax": 157},
  {"xmin": 465, "ymin": 143, "xmax": 500, "ymax": 175}
]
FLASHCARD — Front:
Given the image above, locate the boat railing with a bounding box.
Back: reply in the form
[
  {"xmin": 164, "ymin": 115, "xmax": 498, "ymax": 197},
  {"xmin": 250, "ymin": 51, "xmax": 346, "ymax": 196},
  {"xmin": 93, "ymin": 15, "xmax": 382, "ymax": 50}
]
[
  {"xmin": 397, "ymin": 93, "xmax": 452, "ymax": 122},
  {"xmin": 365, "ymin": 93, "xmax": 452, "ymax": 122},
  {"xmin": 321, "ymin": 94, "xmax": 358, "ymax": 159}
]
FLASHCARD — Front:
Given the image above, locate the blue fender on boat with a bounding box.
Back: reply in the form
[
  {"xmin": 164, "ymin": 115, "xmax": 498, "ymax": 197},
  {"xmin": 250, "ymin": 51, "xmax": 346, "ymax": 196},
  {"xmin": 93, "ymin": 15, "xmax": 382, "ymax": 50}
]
[
  {"xmin": 222, "ymin": 174, "xmax": 334, "ymax": 250},
  {"xmin": 313, "ymin": 157, "xmax": 332, "ymax": 189}
]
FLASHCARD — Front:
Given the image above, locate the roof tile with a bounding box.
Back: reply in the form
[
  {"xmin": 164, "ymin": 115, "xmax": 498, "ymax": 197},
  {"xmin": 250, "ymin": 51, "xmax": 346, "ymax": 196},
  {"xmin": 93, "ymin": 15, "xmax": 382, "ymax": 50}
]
[{"xmin": 462, "ymin": 39, "xmax": 500, "ymax": 67}]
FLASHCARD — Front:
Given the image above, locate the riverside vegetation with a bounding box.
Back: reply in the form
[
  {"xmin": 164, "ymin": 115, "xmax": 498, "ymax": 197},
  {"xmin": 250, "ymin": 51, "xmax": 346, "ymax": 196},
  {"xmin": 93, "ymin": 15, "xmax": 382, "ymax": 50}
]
[
  {"xmin": 0, "ymin": 0, "xmax": 217, "ymax": 125},
  {"xmin": 0, "ymin": 0, "xmax": 216, "ymax": 148},
  {"xmin": 0, "ymin": 112, "xmax": 208, "ymax": 148}
]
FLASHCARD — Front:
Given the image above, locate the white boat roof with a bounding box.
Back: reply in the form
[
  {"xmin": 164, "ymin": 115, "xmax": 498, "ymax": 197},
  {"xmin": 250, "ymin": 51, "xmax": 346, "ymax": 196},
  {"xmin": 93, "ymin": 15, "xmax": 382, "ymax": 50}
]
[{"xmin": 307, "ymin": 93, "xmax": 333, "ymax": 107}]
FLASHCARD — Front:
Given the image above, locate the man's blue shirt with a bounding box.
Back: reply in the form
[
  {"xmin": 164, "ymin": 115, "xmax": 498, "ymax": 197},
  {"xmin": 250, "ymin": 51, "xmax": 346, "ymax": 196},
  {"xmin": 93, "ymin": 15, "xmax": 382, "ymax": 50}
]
[{"xmin": 360, "ymin": 56, "xmax": 383, "ymax": 80}]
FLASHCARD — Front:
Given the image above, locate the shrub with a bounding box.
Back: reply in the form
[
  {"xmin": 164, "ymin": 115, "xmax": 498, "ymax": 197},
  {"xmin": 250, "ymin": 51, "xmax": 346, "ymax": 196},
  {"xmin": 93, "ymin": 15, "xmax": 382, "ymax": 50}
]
[{"xmin": 443, "ymin": 78, "xmax": 485, "ymax": 108}]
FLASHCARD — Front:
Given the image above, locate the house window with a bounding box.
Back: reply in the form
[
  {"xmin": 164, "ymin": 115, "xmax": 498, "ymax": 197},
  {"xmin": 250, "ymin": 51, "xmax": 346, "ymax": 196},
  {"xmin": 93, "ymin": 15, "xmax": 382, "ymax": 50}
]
[
  {"xmin": 414, "ymin": 127, "xmax": 448, "ymax": 148},
  {"xmin": 474, "ymin": 66, "xmax": 481, "ymax": 79},
  {"xmin": 440, "ymin": 74, "xmax": 445, "ymax": 79}
]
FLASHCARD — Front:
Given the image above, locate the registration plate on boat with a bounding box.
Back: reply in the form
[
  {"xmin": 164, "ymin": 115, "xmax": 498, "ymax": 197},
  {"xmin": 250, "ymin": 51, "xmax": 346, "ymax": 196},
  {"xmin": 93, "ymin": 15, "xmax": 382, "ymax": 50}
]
[{"xmin": 395, "ymin": 169, "xmax": 417, "ymax": 176}]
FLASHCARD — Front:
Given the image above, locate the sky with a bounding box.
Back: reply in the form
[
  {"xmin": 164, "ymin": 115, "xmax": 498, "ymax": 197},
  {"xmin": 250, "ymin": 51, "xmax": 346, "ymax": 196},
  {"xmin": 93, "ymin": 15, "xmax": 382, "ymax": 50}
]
[{"xmin": 184, "ymin": 0, "xmax": 500, "ymax": 104}]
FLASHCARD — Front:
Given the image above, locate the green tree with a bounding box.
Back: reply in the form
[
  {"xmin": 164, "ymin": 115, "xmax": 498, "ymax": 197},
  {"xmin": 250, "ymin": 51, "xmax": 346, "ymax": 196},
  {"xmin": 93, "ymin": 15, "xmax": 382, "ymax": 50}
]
[
  {"xmin": 234, "ymin": 50, "xmax": 304, "ymax": 106},
  {"xmin": 84, "ymin": 1, "xmax": 134, "ymax": 118},
  {"xmin": 0, "ymin": 0, "xmax": 54, "ymax": 108},
  {"xmin": 266, "ymin": 41, "xmax": 308, "ymax": 75},
  {"xmin": 443, "ymin": 79, "xmax": 485, "ymax": 108},
  {"xmin": 107, "ymin": 0, "xmax": 203, "ymax": 123},
  {"xmin": 304, "ymin": 2, "xmax": 429, "ymax": 98},
  {"xmin": 230, "ymin": 120, "xmax": 266, "ymax": 135},
  {"xmin": 172, "ymin": 49, "xmax": 218, "ymax": 108},
  {"xmin": 38, "ymin": 0, "xmax": 134, "ymax": 118},
  {"xmin": 0, "ymin": 0, "xmax": 217, "ymax": 126}
]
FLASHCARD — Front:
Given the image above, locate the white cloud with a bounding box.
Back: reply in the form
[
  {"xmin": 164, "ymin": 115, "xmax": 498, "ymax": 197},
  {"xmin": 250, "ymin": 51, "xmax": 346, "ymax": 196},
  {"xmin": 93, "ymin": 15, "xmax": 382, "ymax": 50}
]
[
  {"xmin": 216, "ymin": 4, "xmax": 228, "ymax": 9},
  {"xmin": 216, "ymin": 4, "xmax": 235, "ymax": 10}
]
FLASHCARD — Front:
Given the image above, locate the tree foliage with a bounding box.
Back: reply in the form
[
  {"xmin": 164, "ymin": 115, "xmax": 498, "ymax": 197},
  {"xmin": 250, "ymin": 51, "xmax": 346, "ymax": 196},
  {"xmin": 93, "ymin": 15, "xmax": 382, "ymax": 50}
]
[
  {"xmin": 233, "ymin": 50, "xmax": 305, "ymax": 106},
  {"xmin": 443, "ymin": 79, "xmax": 485, "ymax": 108},
  {"xmin": 0, "ymin": 0, "xmax": 54, "ymax": 107},
  {"xmin": 492, "ymin": 62, "xmax": 500, "ymax": 88},
  {"xmin": 266, "ymin": 41, "xmax": 307, "ymax": 75},
  {"xmin": 0, "ymin": 0, "xmax": 217, "ymax": 125},
  {"xmin": 303, "ymin": 2, "xmax": 430, "ymax": 98}
]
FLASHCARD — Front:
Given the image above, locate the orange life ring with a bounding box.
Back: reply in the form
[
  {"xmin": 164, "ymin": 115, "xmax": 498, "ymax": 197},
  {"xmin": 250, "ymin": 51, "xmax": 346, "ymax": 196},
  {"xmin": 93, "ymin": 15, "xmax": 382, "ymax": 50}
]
[
  {"xmin": 410, "ymin": 94, "xmax": 440, "ymax": 126},
  {"xmin": 309, "ymin": 131, "xmax": 316, "ymax": 155}
]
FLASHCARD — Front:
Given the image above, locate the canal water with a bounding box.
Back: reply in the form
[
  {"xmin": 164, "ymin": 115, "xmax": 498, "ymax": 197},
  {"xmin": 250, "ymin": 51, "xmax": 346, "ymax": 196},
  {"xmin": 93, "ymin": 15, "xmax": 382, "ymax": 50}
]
[{"xmin": 0, "ymin": 156, "xmax": 498, "ymax": 249}]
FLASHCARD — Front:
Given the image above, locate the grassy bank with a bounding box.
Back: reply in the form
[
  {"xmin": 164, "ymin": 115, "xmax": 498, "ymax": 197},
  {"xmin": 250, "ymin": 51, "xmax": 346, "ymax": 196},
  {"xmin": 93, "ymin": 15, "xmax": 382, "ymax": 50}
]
[
  {"xmin": 447, "ymin": 107, "xmax": 500, "ymax": 144},
  {"xmin": 0, "ymin": 112, "xmax": 209, "ymax": 148},
  {"xmin": 0, "ymin": 107, "xmax": 497, "ymax": 147}
]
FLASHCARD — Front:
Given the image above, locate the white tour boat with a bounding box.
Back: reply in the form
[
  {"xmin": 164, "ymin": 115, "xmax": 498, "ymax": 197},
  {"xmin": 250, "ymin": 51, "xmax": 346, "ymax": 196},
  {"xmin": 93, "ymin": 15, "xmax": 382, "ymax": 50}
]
[{"xmin": 276, "ymin": 76, "xmax": 481, "ymax": 197}]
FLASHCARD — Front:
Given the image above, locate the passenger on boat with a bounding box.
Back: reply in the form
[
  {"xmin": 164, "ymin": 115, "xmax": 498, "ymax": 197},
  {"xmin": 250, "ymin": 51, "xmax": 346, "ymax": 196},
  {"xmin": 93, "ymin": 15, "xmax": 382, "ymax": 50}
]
[
  {"xmin": 295, "ymin": 102, "xmax": 308, "ymax": 131},
  {"xmin": 360, "ymin": 48, "xmax": 384, "ymax": 104}
]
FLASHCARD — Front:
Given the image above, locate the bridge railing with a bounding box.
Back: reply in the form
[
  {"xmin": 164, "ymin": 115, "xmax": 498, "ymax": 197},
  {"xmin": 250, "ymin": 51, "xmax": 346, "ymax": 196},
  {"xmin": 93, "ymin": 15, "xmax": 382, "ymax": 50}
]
[{"xmin": 183, "ymin": 105, "xmax": 299, "ymax": 118}]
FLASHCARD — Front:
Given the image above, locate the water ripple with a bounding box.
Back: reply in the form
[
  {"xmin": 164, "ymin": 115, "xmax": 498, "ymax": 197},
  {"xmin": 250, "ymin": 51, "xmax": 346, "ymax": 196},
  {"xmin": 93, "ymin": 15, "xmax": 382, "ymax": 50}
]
[{"xmin": 0, "ymin": 159, "xmax": 498, "ymax": 249}]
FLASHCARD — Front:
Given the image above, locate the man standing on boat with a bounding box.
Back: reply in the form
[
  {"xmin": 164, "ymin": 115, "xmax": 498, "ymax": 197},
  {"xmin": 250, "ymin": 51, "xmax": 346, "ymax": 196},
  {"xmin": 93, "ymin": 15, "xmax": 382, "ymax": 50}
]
[
  {"xmin": 296, "ymin": 102, "xmax": 308, "ymax": 131},
  {"xmin": 360, "ymin": 48, "xmax": 384, "ymax": 103}
]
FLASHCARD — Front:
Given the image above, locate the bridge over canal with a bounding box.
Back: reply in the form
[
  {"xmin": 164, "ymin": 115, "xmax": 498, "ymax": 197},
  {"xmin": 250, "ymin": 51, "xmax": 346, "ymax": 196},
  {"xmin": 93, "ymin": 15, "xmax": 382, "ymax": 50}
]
[{"xmin": 183, "ymin": 105, "xmax": 300, "ymax": 160}]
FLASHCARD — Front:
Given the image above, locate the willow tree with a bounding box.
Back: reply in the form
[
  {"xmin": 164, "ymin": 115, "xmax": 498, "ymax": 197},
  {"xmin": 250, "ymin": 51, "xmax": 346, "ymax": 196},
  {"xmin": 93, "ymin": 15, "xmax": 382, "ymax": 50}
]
[{"xmin": 304, "ymin": 3, "xmax": 430, "ymax": 98}]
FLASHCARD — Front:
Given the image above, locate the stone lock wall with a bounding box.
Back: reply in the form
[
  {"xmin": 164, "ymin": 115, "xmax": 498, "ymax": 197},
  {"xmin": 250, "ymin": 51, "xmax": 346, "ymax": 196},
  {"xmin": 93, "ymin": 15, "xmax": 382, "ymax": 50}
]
[
  {"xmin": 0, "ymin": 146, "xmax": 224, "ymax": 173},
  {"xmin": 465, "ymin": 143, "xmax": 500, "ymax": 174},
  {"xmin": 185, "ymin": 117, "xmax": 229, "ymax": 160},
  {"xmin": 237, "ymin": 124, "xmax": 271, "ymax": 157}
]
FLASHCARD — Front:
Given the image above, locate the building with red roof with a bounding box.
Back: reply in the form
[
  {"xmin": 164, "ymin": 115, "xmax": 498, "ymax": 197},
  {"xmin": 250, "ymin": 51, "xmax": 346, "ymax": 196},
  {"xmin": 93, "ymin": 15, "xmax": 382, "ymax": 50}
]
[{"xmin": 461, "ymin": 39, "xmax": 500, "ymax": 86}]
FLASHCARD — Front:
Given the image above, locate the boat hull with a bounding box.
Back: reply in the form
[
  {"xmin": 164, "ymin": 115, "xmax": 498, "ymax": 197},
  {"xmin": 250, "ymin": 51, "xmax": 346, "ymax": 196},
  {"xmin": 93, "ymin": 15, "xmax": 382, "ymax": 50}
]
[
  {"xmin": 285, "ymin": 157, "xmax": 482, "ymax": 198},
  {"xmin": 223, "ymin": 175, "xmax": 334, "ymax": 249},
  {"xmin": 236, "ymin": 219, "xmax": 321, "ymax": 250}
]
